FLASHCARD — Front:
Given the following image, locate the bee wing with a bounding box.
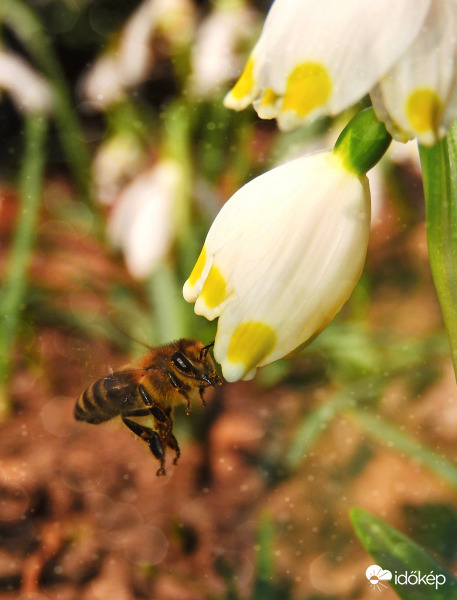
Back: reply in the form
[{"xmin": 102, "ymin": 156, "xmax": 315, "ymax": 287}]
[{"xmin": 102, "ymin": 368, "xmax": 145, "ymax": 411}]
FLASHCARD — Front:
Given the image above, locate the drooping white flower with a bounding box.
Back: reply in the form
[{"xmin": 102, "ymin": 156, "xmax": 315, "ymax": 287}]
[
  {"xmin": 189, "ymin": 1, "xmax": 258, "ymax": 98},
  {"xmin": 108, "ymin": 160, "xmax": 183, "ymax": 278},
  {"xmin": 0, "ymin": 50, "xmax": 52, "ymax": 114},
  {"xmin": 183, "ymin": 151, "xmax": 371, "ymax": 382},
  {"xmin": 80, "ymin": 53, "xmax": 125, "ymax": 108},
  {"xmin": 224, "ymin": 0, "xmax": 457, "ymax": 145},
  {"xmin": 371, "ymin": 0, "xmax": 457, "ymax": 146},
  {"xmin": 80, "ymin": 0, "xmax": 195, "ymax": 108},
  {"xmin": 92, "ymin": 133, "xmax": 146, "ymax": 205}
]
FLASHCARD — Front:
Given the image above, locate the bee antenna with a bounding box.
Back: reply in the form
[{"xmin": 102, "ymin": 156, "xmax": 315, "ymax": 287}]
[
  {"xmin": 200, "ymin": 341, "xmax": 215, "ymax": 360},
  {"xmin": 108, "ymin": 320, "xmax": 153, "ymax": 351}
]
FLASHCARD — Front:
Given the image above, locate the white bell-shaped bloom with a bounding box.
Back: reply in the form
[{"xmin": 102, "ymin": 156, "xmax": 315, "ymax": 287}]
[
  {"xmin": 109, "ymin": 161, "xmax": 182, "ymax": 278},
  {"xmin": 92, "ymin": 133, "xmax": 146, "ymax": 205},
  {"xmin": 224, "ymin": 0, "xmax": 457, "ymax": 145},
  {"xmin": 0, "ymin": 50, "xmax": 52, "ymax": 114},
  {"xmin": 80, "ymin": 0, "xmax": 195, "ymax": 108},
  {"xmin": 189, "ymin": 1, "xmax": 258, "ymax": 98},
  {"xmin": 371, "ymin": 0, "xmax": 457, "ymax": 146},
  {"xmin": 183, "ymin": 151, "xmax": 370, "ymax": 382}
]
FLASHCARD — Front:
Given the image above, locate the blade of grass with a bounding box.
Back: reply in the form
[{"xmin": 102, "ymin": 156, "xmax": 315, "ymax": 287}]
[
  {"xmin": 286, "ymin": 374, "xmax": 385, "ymax": 469},
  {"xmin": 348, "ymin": 409, "xmax": 457, "ymax": 490},
  {"xmin": 287, "ymin": 333, "xmax": 449, "ymax": 471},
  {"xmin": 0, "ymin": 114, "xmax": 47, "ymax": 418},
  {"xmin": 251, "ymin": 514, "xmax": 275, "ymax": 600},
  {"xmin": 350, "ymin": 507, "xmax": 457, "ymax": 599},
  {"xmin": 420, "ymin": 121, "xmax": 457, "ymax": 381}
]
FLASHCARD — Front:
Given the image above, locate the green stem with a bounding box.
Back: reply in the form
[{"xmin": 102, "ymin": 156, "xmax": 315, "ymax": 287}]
[
  {"xmin": 147, "ymin": 263, "xmax": 190, "ymax": 344},
  {"xmin": 0, "ymin": 114, "xmax": 48, "ymax": 418},
  {"xmin": 162, "ymin": 101, "xmax": 193, "ymax": 266},
  {"xmin": 0, "ymin": 0, "xmax": 102, "ymax": 234},
  {"xmin": 419, "ymin": 122, "xmax": 457, "ymax": 380}
]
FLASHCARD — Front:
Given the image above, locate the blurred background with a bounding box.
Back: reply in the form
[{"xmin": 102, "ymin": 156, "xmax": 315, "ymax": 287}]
[{"xmin": 1, "ymin": 1, "xmax": 457, "ymax": 599}]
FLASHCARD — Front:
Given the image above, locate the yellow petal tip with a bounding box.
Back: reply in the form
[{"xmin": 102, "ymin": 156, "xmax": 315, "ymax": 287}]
[
  {"xmin": 280, "ymin": 61, "xmax": 332, "ymax": 123},
  {"xmin": 223, "ymin": 321, "xmax": 276, "ymax": 381},
  {"xmin": 405, "ymin": 88, "xmax": 442, "ymax": 135},
  {"xmin": 199, "ymin": 264, "xmax": 227, "ymax": 309},
  {"xmin": 187, "ymin": 246, "xmax": 207, "ymax": 287},
  {"xmin": 224, "ymin": 57, "xmax": 256, "ymax": 110}
]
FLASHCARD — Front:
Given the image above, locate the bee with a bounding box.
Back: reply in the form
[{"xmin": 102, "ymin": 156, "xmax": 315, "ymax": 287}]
[{"xmin": 74, "ymin": 339, "xmax": 222, "ymax": 476}]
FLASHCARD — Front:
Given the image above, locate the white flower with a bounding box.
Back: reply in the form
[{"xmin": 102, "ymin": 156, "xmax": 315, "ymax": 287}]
[
  {"xmin": 92, "ymin": 133, "xmax": 146, "ymax": 205},
  {"xmin": 0, "ymin": 50, "xmax": 52, "ymax": 114},
  {"xmin": 80, "ymin": 0, "xmax": 195, "ymax": 108},
  {"xmin": 80, "ymin": 53, "xmax": 125, "ymax": 108},
  {"xmin": 183, "ymin": 151, "xmax": 370, "ymax": 382},
  {"xmin": 108, "ymin": 161, "xmax": 183, "ymax": 278},
  {"xmin": 371, "ymin": 0, "xmax": 457, "ymax": 146},
  {"xmin": 224, "ymin": 0, "xmax": 457, "ymax": 146},
  {"xmin": 189, "ymin": 2, "xmax": 258, "ymax": 98}
]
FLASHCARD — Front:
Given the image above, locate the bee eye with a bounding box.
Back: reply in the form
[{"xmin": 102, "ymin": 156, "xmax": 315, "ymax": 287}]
[{"xmin": 172, "ymin": 352, "xmax": 193, "ymax": 373}]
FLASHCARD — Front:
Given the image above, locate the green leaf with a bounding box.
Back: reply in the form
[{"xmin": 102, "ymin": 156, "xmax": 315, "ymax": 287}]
[
  {"xmin": 286, "ymin": 375, "xmax": 383, "ymax": 469},
  {"xmin": 348, "ymin": 409, "xmax": 457, "ymax": 489},
  {"xmin": 0, "ymin": 114, "xmax": 47, "ymax": 418},
  {"xmin": 420, "ymin": 122, "xmax": 457, "ymax": 380},
  {"xmin": 350, "ymin": 507, "xmax": 457, "ymax": 599}
]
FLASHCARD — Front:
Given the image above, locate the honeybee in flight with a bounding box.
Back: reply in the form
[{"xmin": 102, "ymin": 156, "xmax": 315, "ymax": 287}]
[{"xmin": 75, "ymin": 339, "xmax": 222, "ymax": 476}]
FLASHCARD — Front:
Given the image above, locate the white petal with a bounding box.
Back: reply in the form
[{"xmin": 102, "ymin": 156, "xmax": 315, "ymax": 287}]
[
  {"xmin": 80, "ymin": 0, "xmax": 195, "ymax": 107},
  {"xmin": 79, "ymin": 53, "xmax": 125, "ymax": 107},
  {"xmin": 93, "ymin": 134, "xmax": 146, "ymax": 205},
  {"xmin": 189, "ymin": 6, "xmax": 257, "ymax": 98},
  {"xmin": 117, "ymin": 0, "xmax": 157, "ymax": 87},
  {"xmin": 182, "ymin": 249, "xmax": 213, "ymax": 303},
  {"xmin": 0, "ymin": 51, "xmax": 52, "ymax": 114},
  {"xmin": 108, "ymin": 161, "xmax": 181, "ymax": 278},
  {"xmin": 371, "ymin": 0, "xmax": 457, "ymax": 145},
  {"xmin": 123, "ymin": 195, "xmax": 173, "ymax": 278}
]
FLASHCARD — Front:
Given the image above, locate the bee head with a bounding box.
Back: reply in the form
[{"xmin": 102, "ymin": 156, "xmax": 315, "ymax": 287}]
[{"xmin": 171, "ymin": 339, "xmax": 222, "ymax": 387}]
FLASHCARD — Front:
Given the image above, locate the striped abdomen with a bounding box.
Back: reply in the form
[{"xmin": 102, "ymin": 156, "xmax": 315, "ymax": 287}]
[{"xmin": 75, "ymin": 371, "xmax": 142, "ymax": 424}]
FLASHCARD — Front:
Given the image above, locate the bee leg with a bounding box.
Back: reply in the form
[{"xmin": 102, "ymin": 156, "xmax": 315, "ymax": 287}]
[
  {"xmin": 122, "ymin": 408, "xmax": 150, "ymax": 417},
  {"xmin": 148, "ymin": 431, "xmax": 167, "ymax": 477},
  {"xmin": 138, "ymin": 384, "xmax": 172, "ymax": 437},
  {"xmin": 155, "ymin": 410, "xmax": 180, "ymax": 466},
  {"xmin": 122, "ymin": 416, "xmax": 166, "ymax": 476},
  {"xmin": 198, "ymin": 387, "xmax": 207, "ymax": 407},
  {"xmin": 167, "ymin": 433, "xmax": 181, "ymax": 465},
  {"xmin": 167, "ymin": 373, "xmax": 192, "ymax": 414}
]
